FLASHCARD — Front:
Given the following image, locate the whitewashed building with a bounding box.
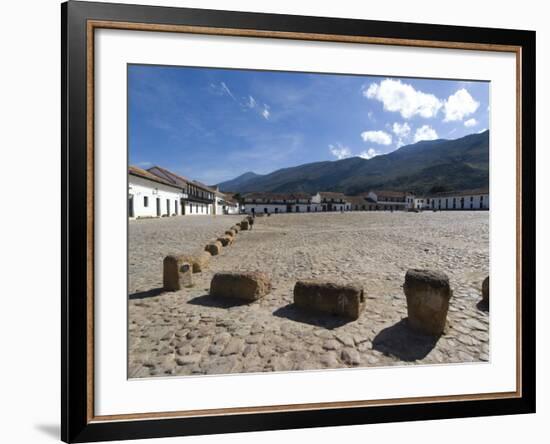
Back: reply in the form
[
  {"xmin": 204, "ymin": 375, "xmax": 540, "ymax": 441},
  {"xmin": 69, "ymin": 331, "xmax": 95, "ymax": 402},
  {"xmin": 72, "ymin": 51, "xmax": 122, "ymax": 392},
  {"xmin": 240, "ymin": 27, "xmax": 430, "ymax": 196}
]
[
  {"xmin": 242, "ymin": 192, "xmax": 320, "ymax": 214},
  {"xmin": 426, "ymin": 189, "xmax": 489, "ymax": 210},
  {"xmin": 128, "ymin": 166, "xmax": 187, "ymax": 218},
  {"xmin": 215, "ymin": 192, "xmax": 240, "ymax": 215},
  {"xmin": 312, "ymin": 192, "xmax": 348, "ymax": 212},
  {"xmin": 147, "ymin": 166, "xmax": 215, "ymax": 215},
  {"xmin": 366, "ymin": 191, "xmax": 412, "ymax": 211}
]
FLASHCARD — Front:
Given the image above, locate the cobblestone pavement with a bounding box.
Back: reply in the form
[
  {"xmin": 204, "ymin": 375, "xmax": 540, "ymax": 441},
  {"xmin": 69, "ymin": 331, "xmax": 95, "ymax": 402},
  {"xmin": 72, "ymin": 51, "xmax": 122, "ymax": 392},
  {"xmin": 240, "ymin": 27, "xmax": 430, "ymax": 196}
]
[{"xmin": 128, "ymin": 212, "xmax": 489, "ymax": 378}]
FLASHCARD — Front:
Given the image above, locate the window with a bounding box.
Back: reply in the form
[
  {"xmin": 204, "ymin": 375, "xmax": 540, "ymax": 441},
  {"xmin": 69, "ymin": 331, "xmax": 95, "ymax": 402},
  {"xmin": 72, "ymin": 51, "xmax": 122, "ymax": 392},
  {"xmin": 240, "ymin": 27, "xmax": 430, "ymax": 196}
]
[
  {"xmin": 453, "ymin": 198, "xmax": 456, "ymax": 209},
  {"xmin": 143, "ymin": 196, "xmax": 149, "ymax": 207},
  {"xmin": 480, "ymin": 195, "xmax": 484, "ymax": 209}
]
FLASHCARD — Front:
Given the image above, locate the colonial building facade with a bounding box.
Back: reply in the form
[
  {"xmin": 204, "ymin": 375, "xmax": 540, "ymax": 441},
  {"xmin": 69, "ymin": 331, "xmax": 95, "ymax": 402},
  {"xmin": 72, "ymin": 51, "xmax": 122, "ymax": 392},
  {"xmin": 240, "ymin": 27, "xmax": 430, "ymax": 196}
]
[
  {"xmin": 426, "ymin": 189, "xmax": 489, "ymax": 210},
  {"xmin": 128, "ymin": 166, "xmax": 187, "ymax": 218},
  {"xmin": 147, "ymin": 166, "xmax": 215, "ymax": 215},
  {"xmin": 128, "ymin": 165, "xmax": 224, "ymax": 218},
  {"xmin": 242, "ymin": 192, "xmax": 319, "ymax": 214},
  {"xmin": 129, "ymin": 164, "xmax": 489, "ymax": 218}
]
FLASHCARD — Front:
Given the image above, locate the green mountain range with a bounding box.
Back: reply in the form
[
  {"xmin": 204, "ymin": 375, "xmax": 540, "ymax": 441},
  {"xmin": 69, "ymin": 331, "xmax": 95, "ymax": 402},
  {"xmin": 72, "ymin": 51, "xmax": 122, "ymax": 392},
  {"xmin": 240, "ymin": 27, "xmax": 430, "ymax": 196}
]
[{"xmin": 217, "ymin": 130, "xmax": 489, "ymax": 195}]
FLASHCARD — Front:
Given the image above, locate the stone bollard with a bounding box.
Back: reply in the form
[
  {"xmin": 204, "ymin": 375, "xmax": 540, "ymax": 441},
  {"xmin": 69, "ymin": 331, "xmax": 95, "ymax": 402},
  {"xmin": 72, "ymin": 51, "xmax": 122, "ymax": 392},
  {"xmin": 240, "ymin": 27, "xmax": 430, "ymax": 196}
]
[
  {"xmin": 205, "ymin": 241, "xmax": 223, "ymax": 256},
  {"xmin": 482, "ymin": 276, "xmax": 489, "ymax": 306},
  {"xmin": 403, "ymin": 269, "xmax": 451, "ymax": 336},
  {"xmin": 293, "ymin": 280, "xmax": 365, "ymax": 320},
  {"xmin": 217, "ymin": 235, "xmax": 233, "ymax": 247},
  {"xmin": 246, "ymin": 215, "xmax": 254, "ymax": 225},
  {"xmin": 232, "ymin": 224, "xmax": 241, "ymax": 232},
  {"xmin": 176, "ymin": 253, "xmax": 210, "ymax": 273},
  {"xmin": 225, "ymin": 229, "xmax": 237, "ymax": 237},
  {"xmin": 163, "ymin": 255, "xmax": 193, "ymax": 291},
  {"xmin": 210, "ymin": 272, "xmax": 271, "ymax": 301},
  {"xmin": 240, "ymin": 220, "xmax": 250, "ymax": 230}
]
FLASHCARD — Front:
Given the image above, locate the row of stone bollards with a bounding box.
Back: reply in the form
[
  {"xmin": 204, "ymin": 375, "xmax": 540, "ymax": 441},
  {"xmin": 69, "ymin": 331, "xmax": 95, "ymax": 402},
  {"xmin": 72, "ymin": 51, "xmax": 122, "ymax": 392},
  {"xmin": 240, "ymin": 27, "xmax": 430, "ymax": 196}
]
[
  {"xmin": 163, "ymin": 216, "xmax": 254, "ymax": 291},
  {"xmin": 206, "ymin": 269, "xmax": 489, "ymax": 337}
]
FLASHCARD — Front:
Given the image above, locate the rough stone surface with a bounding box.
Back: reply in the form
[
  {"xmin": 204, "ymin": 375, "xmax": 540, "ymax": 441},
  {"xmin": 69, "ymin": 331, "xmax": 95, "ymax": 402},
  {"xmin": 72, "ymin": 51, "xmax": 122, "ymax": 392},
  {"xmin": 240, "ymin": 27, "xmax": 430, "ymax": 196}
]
[
  {"xmin": 129, "ymin": 212, "xmax": 489, "ymax": 378},
  {"xmin": 205, "ymin": 241, "xmax": 223, "ymax": 256},
  {"xmin": 404, "ymin": 269, "xmax": 451, "ymax": 336},
  {"xmin": 293, "ymin": 280, "xmax": 365, "ymax": 320},
  {"xmin": 210, "ymin": 272, "xmax": 272, "ymax": 301},
  {"xmin": 225, "ymin": 229, "xmax": 237, "ymax": 238},
  {"xmin": 482, "ymin": 276, "xmax": 489, "ymax": 304},
  {"xmin": 163, "ymin": 255, "xmax": 193, "ymax": 291},
  {"xmin": 240, "ymin": 220, "xmax": 250, "ymax": 231}
]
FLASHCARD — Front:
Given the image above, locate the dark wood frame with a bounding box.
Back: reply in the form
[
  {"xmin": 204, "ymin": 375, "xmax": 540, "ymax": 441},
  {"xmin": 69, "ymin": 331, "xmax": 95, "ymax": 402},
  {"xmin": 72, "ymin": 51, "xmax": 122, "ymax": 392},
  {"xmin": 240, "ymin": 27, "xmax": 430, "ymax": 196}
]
[{"xmin": 62, "ymin": 1, "xmax": 536, "ymax": 442}]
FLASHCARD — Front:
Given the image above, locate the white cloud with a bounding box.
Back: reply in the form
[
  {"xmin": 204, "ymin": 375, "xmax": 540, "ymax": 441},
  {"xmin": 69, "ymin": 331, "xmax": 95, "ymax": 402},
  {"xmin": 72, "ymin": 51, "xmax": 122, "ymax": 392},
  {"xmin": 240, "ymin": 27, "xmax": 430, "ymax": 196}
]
[
  {"xmin": 443, "ymin": 88, "xmax": 479, "ymax": 121},
  {"xmin": 360, "ymin": 130, "xmax": 392, "ymax": 145},
  {"xmin": 363, "ymin": 79, "xmax": 442, "ymax": 119},
  {"xmin": 392, "ymin": 122, "xmax": 411, "ymax": 137},
  {"xmin": 329, "ymin": 143, "xmax": 351, "ymax": 160},
  {"xmin": 464, "ymin": 118, "xmax": 477, "ymax": 127},
  {"xmin": 367, "ymin": 111, "xmax": 375, "ymax": 121},
  {"xmin": 414, "ymin": 125, "xmax": 439, "ymax": 142},
  {"xmin": 261, "ymin": 104, "xmax": 270, "ymax": 120},
  {"xmin": 359, "ymin": 148, "xmax": 380, "ymax": 160},
  {"xmin": 247, "ymin": 96, "xmax": 257, "ymax": 108}
]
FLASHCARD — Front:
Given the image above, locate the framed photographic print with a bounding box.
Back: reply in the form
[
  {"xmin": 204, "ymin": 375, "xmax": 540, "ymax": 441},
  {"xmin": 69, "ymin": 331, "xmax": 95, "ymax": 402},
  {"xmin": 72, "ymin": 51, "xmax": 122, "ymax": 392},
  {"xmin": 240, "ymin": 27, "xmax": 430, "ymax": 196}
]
[{"xmin": 61, "ymin": 1, "xmax": 536, "ymax": 442}]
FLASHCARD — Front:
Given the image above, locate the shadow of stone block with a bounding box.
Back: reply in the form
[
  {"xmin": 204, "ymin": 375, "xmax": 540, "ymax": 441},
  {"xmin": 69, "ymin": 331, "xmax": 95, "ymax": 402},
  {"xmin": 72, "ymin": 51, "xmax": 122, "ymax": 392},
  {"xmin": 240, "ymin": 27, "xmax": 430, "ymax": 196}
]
[
  {"xmin": 273, "ymin": 303, "xmax": 354, "ymax": 329},
  {"xmin": 187, "ymin": 294, "xmax": 251, "ymax": 309},
  {"xmin": 372, "ymin": 318, "xmax": 440, "ymax": 361},
  {"xmin": 476, "ymin": 299, "xmax": 489, "ymax": 312},
  {"xmin": 128, "ymin": 287, "xmax": 164, "ymax": 300}
]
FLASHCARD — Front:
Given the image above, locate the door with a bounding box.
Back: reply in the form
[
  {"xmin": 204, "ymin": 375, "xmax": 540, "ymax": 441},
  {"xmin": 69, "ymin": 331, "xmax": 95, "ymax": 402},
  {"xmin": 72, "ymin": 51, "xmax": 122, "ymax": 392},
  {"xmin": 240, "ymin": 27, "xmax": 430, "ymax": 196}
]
[
  {"xmin": 128, "ymin": 195, "xmax": 134, "ymax": 218},
  {"xmin": 167, "ymin": 199, "xmax": 171, "ymax": 215},
  {"xmin": 156, "ymin": 198, "xmax": 161, "ymax": 216}
]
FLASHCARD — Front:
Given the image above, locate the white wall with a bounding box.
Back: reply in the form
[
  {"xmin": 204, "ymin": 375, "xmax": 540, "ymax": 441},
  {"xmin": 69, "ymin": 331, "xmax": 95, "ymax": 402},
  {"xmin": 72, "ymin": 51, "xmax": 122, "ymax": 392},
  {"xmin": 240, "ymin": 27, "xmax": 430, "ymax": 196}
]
[
  {"xmin": 0, "ymin": 1, "xmax": 547, "ymax": 444},
  {"xmin": 429, "ymin": 194, "xmax": 489, "ymax": 210},
  {"xmin": 128, "ymin": 175, "xmax": 183, "ymax": 218},
  {"xmin": 185, "ymin": 201, "xmax": 213, "ymax": 216}
]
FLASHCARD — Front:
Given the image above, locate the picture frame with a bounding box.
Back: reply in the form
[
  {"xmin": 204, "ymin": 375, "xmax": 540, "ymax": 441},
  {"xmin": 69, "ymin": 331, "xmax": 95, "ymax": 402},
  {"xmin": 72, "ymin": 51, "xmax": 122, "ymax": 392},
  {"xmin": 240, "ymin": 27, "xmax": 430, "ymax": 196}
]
[{"xmin": 61, "ymin": 1, "xmax": 536, "ymax": 442}]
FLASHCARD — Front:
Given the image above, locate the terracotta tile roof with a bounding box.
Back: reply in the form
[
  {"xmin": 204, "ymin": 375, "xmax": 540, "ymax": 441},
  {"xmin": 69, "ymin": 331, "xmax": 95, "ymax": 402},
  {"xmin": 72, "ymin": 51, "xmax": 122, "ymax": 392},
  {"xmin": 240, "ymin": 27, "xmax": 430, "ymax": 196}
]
[
  {"xmin": 370, "ymin": 190, "xmax": 410, "ymax": 198},
  {"xmin": 344, "ymin": 196, "xmax": 368, "ymax": 206},
  {"xmin": 243, "ymin": 192, "xmax": 312, "ymax": 202},
  {"xmin": 318, "ymin": 191, "xmax": 347, "ymax": 200},
  {"xmin": 147, "ymin": 166, "xmax": 217, "ymax": 194},
  {"xmin": 128, "ymin": 166, "xmax": 182, "ymax": 189},
  {"xmin": 428, "ymin": 188, "xmax": 489, "ymax": 198}
]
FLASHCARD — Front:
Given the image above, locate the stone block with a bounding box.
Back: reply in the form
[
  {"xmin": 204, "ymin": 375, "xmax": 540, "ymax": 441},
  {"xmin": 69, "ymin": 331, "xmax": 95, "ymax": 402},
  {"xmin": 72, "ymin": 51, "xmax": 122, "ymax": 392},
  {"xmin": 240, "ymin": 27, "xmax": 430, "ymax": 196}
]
[
  {"xmin": 293, "ymin": 280, "xmax": 365, "ymax": 320},
  {"xmin": 163, "ymin": 255, "xmax": 193, "ymax": 291},
  {"xmin": 217, "ymin": 235, "xmax": 233, "ymax": 247},
  {"xmin": 205, "ymin": 241, "xmax": 223, "ymax": 256},
  {"xmin": 240, "ymin": 220, "xmax": 250, "ymax": 230},
  {"xmin": 404, "ymin": 269, "xmax": 452, "ymax": 336},
  {"xmin": 210, "ymin": 272, "xmax": 271, "ymax": 301},
  {"xmin": 175, "ymin": 253, "xmax": 210, "ymax": 273}
]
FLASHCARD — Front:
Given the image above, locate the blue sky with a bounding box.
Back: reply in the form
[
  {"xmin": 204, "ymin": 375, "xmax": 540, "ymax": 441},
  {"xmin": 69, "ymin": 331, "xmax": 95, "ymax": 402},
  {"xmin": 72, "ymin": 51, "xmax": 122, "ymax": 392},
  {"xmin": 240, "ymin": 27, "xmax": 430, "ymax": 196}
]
[{"xmin": 128, "ymin": 64, "xmax": 489, "ymax": 184}]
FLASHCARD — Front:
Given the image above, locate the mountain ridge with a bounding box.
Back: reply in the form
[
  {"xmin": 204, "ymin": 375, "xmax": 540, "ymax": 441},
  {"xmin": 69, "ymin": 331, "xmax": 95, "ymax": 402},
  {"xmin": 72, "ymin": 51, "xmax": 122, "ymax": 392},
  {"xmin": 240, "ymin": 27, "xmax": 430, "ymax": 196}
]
[{"xmin": 217, "ymin": 130, "xmax": 489, "ymax": 195}]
